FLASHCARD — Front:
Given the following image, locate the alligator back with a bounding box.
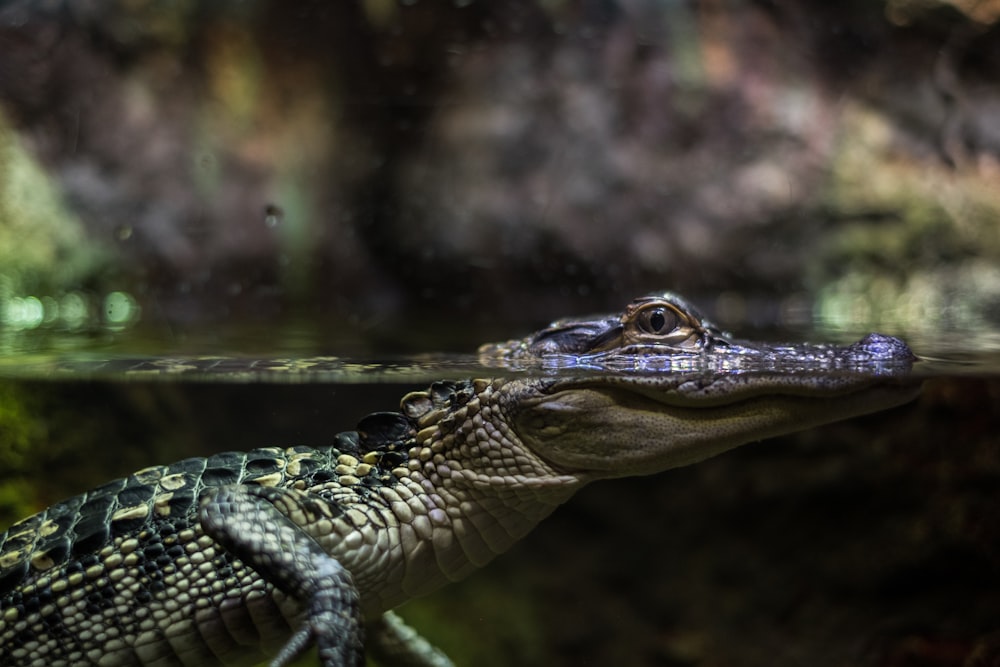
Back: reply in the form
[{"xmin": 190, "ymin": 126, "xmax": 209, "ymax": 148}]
[{"xmin": 0, "ymin": 446, "xmax": 347, "ymax": 666}]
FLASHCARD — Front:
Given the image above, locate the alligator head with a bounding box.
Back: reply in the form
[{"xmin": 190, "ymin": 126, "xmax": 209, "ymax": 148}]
[{"xmin": 479, "ymin": 292, "xmax": 920, "ymax": 480}]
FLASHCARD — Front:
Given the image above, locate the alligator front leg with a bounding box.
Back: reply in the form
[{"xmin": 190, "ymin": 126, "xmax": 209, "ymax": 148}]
[{"xmin": 199, "ymin": 485, "xmax": 364, "ymax": 667}]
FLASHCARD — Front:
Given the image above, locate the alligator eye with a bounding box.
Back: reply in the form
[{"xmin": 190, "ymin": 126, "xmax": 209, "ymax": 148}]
[{"xmin": 636, "ymin": 307, "xmax": 680, "ymax": 336}]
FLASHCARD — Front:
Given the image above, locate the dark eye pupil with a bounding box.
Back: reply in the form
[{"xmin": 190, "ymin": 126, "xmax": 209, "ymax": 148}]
[{"xmin": 649, "ymin": 311, "xmax": 667, "ymax": 332}]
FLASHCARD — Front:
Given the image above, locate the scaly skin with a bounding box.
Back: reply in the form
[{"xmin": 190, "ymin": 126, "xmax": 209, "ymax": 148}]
[{"xmin": 0, "ymin": 293, "xmax": 920, "ymax": 667}]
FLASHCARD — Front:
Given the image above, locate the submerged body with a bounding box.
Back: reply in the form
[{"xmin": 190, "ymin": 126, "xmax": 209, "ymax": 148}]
[{"xmin": 0, "ymin": 293, "xmax": 919, "ymax": 667}]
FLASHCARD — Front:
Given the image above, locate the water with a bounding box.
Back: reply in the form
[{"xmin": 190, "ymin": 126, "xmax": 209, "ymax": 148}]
[
  {"xmin": 0, "ymin": 331, "xmax": 997, "ymax": 667},
  {"xmin": 0, "ymin": 329, "xmax": 997, "ymax": 383}
]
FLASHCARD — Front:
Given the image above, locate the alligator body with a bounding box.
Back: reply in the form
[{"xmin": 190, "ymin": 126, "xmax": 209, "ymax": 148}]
[{"xmin": 0, "ymin": 293, "xmax": 920, "ymax": 667}]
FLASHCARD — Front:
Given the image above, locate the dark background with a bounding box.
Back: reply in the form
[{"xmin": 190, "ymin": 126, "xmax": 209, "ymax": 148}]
[
  {"xmin": 1, "ymin": 1, "xmax": 999, "ymax": 665},
  {"xmin": 1, "ymin": 0, "xmax": 999, "ymax": 349}
]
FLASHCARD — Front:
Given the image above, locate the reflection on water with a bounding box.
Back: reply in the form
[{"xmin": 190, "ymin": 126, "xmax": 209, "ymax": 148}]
[
  {"xmin": 0, "ymin": 342, "xmax": 999, "ymax": 383},
  {"xmin": 0, "ymin": 291, "xmax": 140, "ymax": 332},
  {"xmin": 0, "ymin": 346, "xmax": 987, "ymax": 382},
  {"xmin": 0, "ymin": 353, "xmax": 489, "ymax": 384}
]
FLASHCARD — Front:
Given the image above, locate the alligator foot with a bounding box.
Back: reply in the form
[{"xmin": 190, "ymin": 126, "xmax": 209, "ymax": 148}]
[{"xmin": 200, "ymin": 485, "xmax": 364, "ymax": 667}]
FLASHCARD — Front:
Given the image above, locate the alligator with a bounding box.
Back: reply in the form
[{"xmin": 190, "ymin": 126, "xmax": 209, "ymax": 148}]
[{"xmin": 0, "ymin": 293, "xmax": 919, "ymax": 667}]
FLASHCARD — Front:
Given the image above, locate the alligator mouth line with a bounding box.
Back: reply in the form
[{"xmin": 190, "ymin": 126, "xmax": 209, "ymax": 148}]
[
  {"xmin": 555, "ymin": 375, "xmax": 923, "ymax": 410},
  {"xmin": 517, "ymin": 381, "xmax": 922, "ymax": 477}
]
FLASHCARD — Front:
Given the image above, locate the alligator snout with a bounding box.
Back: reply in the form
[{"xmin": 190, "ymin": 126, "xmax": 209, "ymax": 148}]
[{"xmin": 847, "ymin": 333, "xmax": 917, "ymax": 363}]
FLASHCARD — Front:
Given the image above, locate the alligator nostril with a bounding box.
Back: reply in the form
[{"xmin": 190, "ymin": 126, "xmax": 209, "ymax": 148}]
[{"xmin": 853, "ymin": 333, "xmax": 917, "ymax": 362}]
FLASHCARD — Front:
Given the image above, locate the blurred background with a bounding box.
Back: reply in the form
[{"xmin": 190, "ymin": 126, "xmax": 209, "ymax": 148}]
[
  {"xmin": 1, "ymin": 0, "xmax": 999, "ymax": 354},
  {"xmin": 2, "ymin": 2, "xmax": 1000, "ymax": 666}
]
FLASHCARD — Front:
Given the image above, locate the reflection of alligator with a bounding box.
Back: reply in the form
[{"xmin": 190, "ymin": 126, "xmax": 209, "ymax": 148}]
[{"xmin": 0, "ymin": 293, "xmax": 920, "ymax": 667}]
